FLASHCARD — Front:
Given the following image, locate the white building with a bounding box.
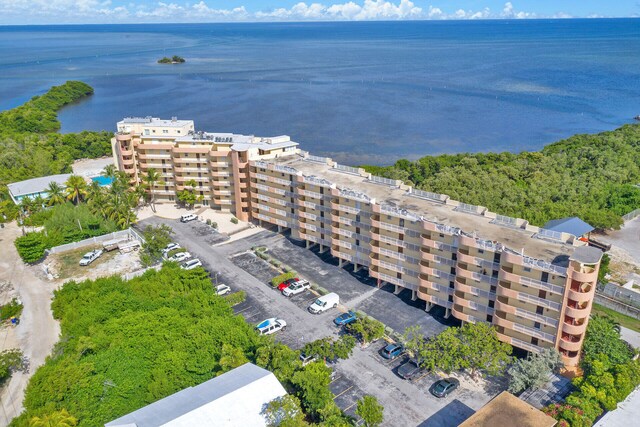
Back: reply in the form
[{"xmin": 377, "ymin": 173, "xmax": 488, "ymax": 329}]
[{"xmin": 105, "ymin": 363, "xmax": 287, "ymax": 427}]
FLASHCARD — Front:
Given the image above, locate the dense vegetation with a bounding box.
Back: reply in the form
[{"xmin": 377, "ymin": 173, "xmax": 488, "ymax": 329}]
[
  {"xmin": 0, "ymin": 349, "xmax": 24, "ymax": 386},
  {"xmin": 543, "ymin": 316, "xmax": 640, "ymax": 426},
  {"xmin": 362, "ymin": 124, "xmax": 640, "ymax": 229},
  {"xmin": 10, "ymin": 265, "xmax": 353, "ymax": 426},
  {"xmin": 508, "ymin": 348, "xmax": 563, "ymax": 394},
  {"xmin": 157, "ymin": 56, "xmax": 185, "ymax": 64},
  {"xmin": 403, "ymin": 323, "xmax": 512, "ymax": 376},
  {"xmin": 0, "ymin": 81, "xmax": 113, "ymax": 222}
]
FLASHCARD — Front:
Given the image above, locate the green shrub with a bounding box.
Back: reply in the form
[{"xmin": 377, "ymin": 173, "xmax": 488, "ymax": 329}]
[
  {"xmin": 165, "ymin": 248, "xmax": 183, "ymax": 259},
  {"xmin": 211, "ymin": 222, "xmax": 218, "ymax": 229},
  {"xmin": 270, "ymin": 259, "xmax": 281, "ymax": 268},
  {"xmin": 230, "ymin": 217, "xmax": 238, "ymax": 224},
  {"xmin": 0, "ymin": 299, "xmax": 24, "ymax": 321},
  {"xmin": 15, "ymin": 232, "xmax": 48, "ymax": 263},
  {"xmin": 257, "ymin": 252, "xmax": 269, "ymax": 260},
  {"xmin": 0, "ymin": 349, "xmax": 23, "ymax": 384},
  {"xmin": 205, "ymin": 219, "xmax": 211, "ymax": 226},
  {"xmin": 346, "ymin": 317, "xmax": 385, "ymax": 345},
  {"xmin": 223, "ymin": 291, "xmax": 247, "ymax": 306},
  {"xmin": 271, "ymin": 271, "xmax": 297, "ymax": 287}
]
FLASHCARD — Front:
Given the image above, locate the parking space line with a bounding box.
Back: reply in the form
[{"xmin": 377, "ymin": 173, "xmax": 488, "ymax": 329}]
[
  {"xmin": 330, "ymin": 375, "xmax": 342, "ymax": 383},
  {"xmin": 333, "ymin": 385, "xmax": 353, "ymax": 399},
  {"xmin": 343, "ymin": 401, "xmax": 358, "ymax": 411},
  {"xmin": 234, "ymin": 306, "xmax": 254, "ymax": 315}
]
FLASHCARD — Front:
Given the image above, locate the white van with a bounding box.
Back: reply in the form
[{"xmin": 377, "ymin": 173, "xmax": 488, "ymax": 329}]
[
  {"xmin": 308, "ymin": 292, "xmax": 339, "ymax": 314},
  {"xmin": 180, "ymin": 213, "xmax": 198, "ymax": 223}
]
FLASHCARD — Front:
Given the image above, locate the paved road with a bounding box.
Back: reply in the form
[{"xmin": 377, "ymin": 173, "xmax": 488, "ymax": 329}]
[
  {"xmin": 0, "ymin": 223, "xmax": 60, "ymax": 426},
  {"xmin": 137, "ymin": 217, "xmax": 339, "ymax": 350}
]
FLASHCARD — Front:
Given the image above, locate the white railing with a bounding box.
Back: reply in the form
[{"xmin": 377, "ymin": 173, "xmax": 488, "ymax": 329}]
[
  {"xmin": 334, "ymin": 204, "xmax": 360, "ymax": 215},
  {"xmin": 299, "ymin": 211, "xmax": 317, "ymax": 221},
  {"xmin": 299, "ymin": 189, "xmax": 323, "ymax": 199},
  {"xmin": 303, "ymin": 175, "xmax": 333, "ymax": 187},
  {"xmin": 333, "ymin": 250, "xmax": 353, "ymax": 261},
  {"xmin": 299, "ymin": 222, "xmax": 317, "ymax": 232},
  {"xmin": 335, "ymin": 240, "xmax": 353, "ymax": 250},
  {"xmin": 338, "ymin": 187, "xmax": 371, "ymax": 203},
  {"xmin": 536, "ymin": 228, "xmax": 566, "ymax": 242},
  {"xmin": 410, "ymin": 188, "xmax": 446, "ymax": 203},
  {"xmin": 333, "ymin": 228, "xmax": 353, "ymax": 238},
  {"xmin": 379, "ymin": 247, "xmax": 406, "ymax": 261},
  {"xmin": 305, "ymin": 154, "xmax": 329, "ymax": 163},
  {"xmin": 334, "ymin": 216, "xmax": 353, "ymax": 226},
  {"xmin": 512, "ymin": 323, "xmax": 556, "ymax": 343},
  {"xmin": 334, "ymin": 164, "xmax": 360, "ymax": 175},
  {"xmin": 516, "ymin": 292, "xmax": 562, "ymax": 312},
  {"xmin": 380, "ymin": 203, "xmax": 420, "ymax": 221},
  {"xmin": 523, "ymin": 256, "xmax": 567, "ymax": 276},
  {"xmin": 377, "ymin": 234, "xmax": 407, "ymax": 248},
  {"xmin": 379, "ymin": 260, "xmax": 404, "ymax": 274},
  {"xmin": 456, "ymin": 202, "xmax": 483, "ymax": 215},
  {"xmin": 300, "ymin": 200, "xmax": 316, "ymax": 209},
  {"xmin": 519, "ymin": 276, "xmax": 565, "ymax": 296},
  {"xmin": 369, "ymin": 175, "xmax": 397, "ymax": 187},
  {"xmin": 377, "ymin": 221, "xmax": 405, "ymax": 233},
  {"xmin": 255, "ymin": 173, "xmax": 270, "ymax": 181},
  {"xmin": 514, "ymin": 308, "xmax": 559, "ymax": 328}
]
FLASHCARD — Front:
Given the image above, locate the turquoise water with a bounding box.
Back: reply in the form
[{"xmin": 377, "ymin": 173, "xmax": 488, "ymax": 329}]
[
  {"xmin": 91, "ymin": 176, "xmax": 113, "ymax": 186},
  {"xmin": 0, "ymin": 19, "xmax": 639, "ymax": 164}
]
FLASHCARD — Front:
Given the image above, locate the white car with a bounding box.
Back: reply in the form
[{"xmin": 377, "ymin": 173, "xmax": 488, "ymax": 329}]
[
  {"xmin": 180, "ymin": 213, "xmax": 198, "ymax": 223},
  {"xmin": 79, "ymin": 249, "xmax": 103, "ymax": 266},
  {"xmin": 282, "ymin": 279, "xmax": 311, "ymax": 297},
  {"xmin": 162, "ymin": 243, "xmax": 181, "ymax": 254},
  {"xmin": 181, "ymin": 258, "xmax": 203, "ymax": 270},
  {"xmin": 256, "ymin": 318, "xmax": 287, "ymax": 335},
  {"xmin": 169, "ymin": 252, "xmax": 191, "ymax": 262},
  {"xmin": 215, "ymin": 284, "xmax": 231, "ymax": 296}
]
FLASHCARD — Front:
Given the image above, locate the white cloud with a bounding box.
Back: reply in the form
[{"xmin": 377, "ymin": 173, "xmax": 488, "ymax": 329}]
[{"xmin": 0, "ymin": 1, "xmax": 575, "ymax": 24}]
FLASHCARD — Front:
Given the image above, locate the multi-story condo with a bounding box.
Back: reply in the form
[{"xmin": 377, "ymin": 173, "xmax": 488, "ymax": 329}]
[{"xmin": 113, "ymin": 118, "xmax": 603, "ymax": 366}]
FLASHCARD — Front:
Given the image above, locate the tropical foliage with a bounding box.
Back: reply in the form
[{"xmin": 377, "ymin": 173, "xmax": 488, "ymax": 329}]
[
  {"xmin": 176, "ymin": 179, "xmax": 202, "ymax": 209},
  {"xmin": 345, "ymin": 317, "xmax": 385, "ymax": 345},
  {"xmin": 10, "ymin": 265, "xmax": 352, "ymax": 426},
  {"xmin": 0, "ymin": 349, "xmax": 24, "ymax": 385},
  {"xmin": 403, "ymin": 323, "xmax": 512, "ymax": 376},
  {"xmin": 0, "ymin": 81, "xmax": 112, "ymax": 223},
  {"xmin": 355, "ymin": 395, "xmax": 384, "ymax": 427},
  {"xmin": 507, "ymin": 348, "xmax": 563, "ymax": 394},
  {"xmin": 543, "ymin": 315, "xmax": 640, "ymax": 426},
  {"xmin": 139, "ymin": 224, "xmax": 173, "ymax": 266},
  {"xmin": 362, "ymin": 124, "xmax": 640, "ymax": 229},
  {"xmin": 301, "ymin": 335, "xmax": 357, "ymax": 363}
]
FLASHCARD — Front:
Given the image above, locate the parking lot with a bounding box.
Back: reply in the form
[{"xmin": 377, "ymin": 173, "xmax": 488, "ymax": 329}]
[{"xmin": 137, "ymin": 217, "xmax": 502, "ymax": 426}]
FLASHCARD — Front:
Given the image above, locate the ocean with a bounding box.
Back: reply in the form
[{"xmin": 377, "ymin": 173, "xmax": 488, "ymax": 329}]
[{"xmin": 0, "ymin": 19, "xmax": 638, "ymax": 165}]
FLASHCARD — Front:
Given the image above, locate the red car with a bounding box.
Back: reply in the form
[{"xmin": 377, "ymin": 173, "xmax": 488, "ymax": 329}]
[{"xmin": 277, "ymin": 278, "xmax": 299, "ymax": 291}]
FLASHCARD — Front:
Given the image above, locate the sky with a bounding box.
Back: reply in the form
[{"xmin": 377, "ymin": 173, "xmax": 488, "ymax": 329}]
[{"xmin": 0, "ymin": 0, "xmax": 638, "ymax": 24}]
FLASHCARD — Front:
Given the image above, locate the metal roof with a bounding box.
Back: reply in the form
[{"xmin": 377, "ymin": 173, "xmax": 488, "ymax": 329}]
[
  {"xmin": 6, "ymin": 174, "xmax": 72, "ymax": 198},
  {"xmin": 105, "ymin": 363, "xmax": 284, "ymax": 427},
  {"xmin": 543, "ymin": 217, "xmax": 594, "ymax": 237}
]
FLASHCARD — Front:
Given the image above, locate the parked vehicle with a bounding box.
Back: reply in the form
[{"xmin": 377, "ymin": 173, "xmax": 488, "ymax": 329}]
[
  {"xmin": 299, "ymin": 352, "xmax": 317, "ymax": 366},
  {"xmin": 162, "ymin": 243, "xmax": 181, "ymax": 254},
  {"xmin": 380, "ymin": 343, "xmax": 404, "ymax": 360},
  {"xmin": 180, "ymin": 213, "xmax": 198, "ymax": 223},
  {"xmin": 181, "ymin": 259, "xmax": 202, "ymax": 270},
  {"xmin": 333, "ymin": 311, "xmax": 357, "ymax": 326},
  {"xmin": 256, "ymin": 318, "xmax": 287, "ymax": 335},
  {"xmin": 102, "ymin": 238, "xmax": 127, "ymax": 252},
  {"xmin": 430, "ymin": 378, "xmax": 460, "ymax": 398},
  {"xmin": 397, "ymin": 359, "xmax": 423, "ymax": 380},
  {"xmin": 282, "ymin": 280, "xmax": 310, "ymax": 297},
  {"xmin": 277, "ymin": 278, "xmax": 299, "ymax": 291},
  {"xmin": 79, "ymin": 249, "xmax": 103, "ymax": 266},
  {"xmin": 215, "ymin": 284, "xmax": 231, "ymax": 296},
  {"xmin": 308, "ymin": 292, "xmax": 339, "ymax": 314},
  {"xmin": 169, "ymin": 252, "xmax": 191, "ymax": 262}
]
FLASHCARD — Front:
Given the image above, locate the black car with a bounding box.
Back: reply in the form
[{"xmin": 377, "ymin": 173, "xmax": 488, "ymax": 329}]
[
  {"xmin": 430, "ymin": 378, "xmax": 460, "ymax": 398},
  {"xmin": 397, "ymin": 359, "xmax": 422, "ymax": 380}
]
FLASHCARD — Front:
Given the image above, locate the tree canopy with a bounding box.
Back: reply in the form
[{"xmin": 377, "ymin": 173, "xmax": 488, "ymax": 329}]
[{"xmin": 362, "ymin": 124, "xmax": 640, "ymax": 229}]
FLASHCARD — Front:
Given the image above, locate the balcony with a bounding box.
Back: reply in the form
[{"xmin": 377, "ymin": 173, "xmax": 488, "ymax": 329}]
[
  {"xmin": 457, "ymin": 251, "xmax": 499, "ymax": 271},
  {"xmin": 173, "ymin": 157, "xmax": 208, "ymax": 164},
  {"xmin": 452, "ymin": 305, "xmax": 479, "ymax": 323},
  {"xmin": 174, "ymin": 166, "xmax": 207, "ymax": 173},
  {"xmin": 456, "ymin": 266, "xmax": 498, "ymax": 285},
  {"xmin": 564, "ymin": 301, "xmax": 590, "ymax": 318},
  {"xmin": 494, "ymin": 313, "xmax": 556, "ymax": 344},
  {"xmin": 569, "ymin": 265, "xmax": 598, "ymax": 283},
  {"xmin": 562, "ymin": 318, "xmax": 587, "ymax": 335},
  {"xmin": 331, "ymin": 248, "xmax": 353, "ymax": 262},
  {"xmin": 211, "ymin": 171, "xmax": 231, "ymax": 178},
  {"xmin": 501, "ymin": 251, "xmax": 524, "ymax": 265},
  {"xmin": 495, "ymin": 331, "xmax": 541, "ymax": 354},
  {"xmin": 116, "ymin": 133, "xmax": 132, "ymax": 142},
  {"xmin": 559, "ymin": 335, "xmax": 582, "ymax": 352},
  {"xmin": 173, "ymin": 146, "xmax": 211, "ymax": 154},
  {"xmin": 494, "ymin": 298, "xmax": 559, "ymax": 328},
  {"xmin": 416, "ymin": 286, "xmax": 433, "ymax": 302},
  {"xmin": 453, "ymin": 292, "xmax": 481, "ymax": 311},
  {"xmin": 120, "ymin": 148, "xmax": 133, "ymax": 156},
  {"xmin": 567, "ymin": 283, "xmax": 594, "ymax": 303},
  {"xmin": 371, "ymin": 218, "xmax": 405, "ymax": 234},
  {"xmin": 497, "ymin": 282, "xmax": 562, "ymax": 312},
  {"xmin": 331, "ymin": 202, "xmax": 360, "ymax": 215}
]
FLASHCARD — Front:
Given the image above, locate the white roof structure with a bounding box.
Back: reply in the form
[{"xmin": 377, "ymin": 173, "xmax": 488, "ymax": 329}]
[
  {"xmin": 105, "ymin": 363, "xmax": 287, "ymax": 427},
  {"xmin": 7, "ymin": 174, "xmax": 71, "ymax": 203},
  {"xmin": 594, "ymin": 386, "xmax": 640, "ymax": 427}
]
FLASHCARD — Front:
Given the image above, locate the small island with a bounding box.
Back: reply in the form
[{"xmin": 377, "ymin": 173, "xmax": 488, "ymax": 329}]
[{"xmin": 157, "ymin": 55, "xmax": 186, "ymax": 64}]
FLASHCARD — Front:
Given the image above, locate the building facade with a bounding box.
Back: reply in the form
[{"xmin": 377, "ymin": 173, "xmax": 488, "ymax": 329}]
[{"xmin": 113, "ymin": 118, "xmax": 603, "ymax": 366}]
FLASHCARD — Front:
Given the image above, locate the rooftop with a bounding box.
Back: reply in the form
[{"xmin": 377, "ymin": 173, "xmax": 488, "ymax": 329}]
[
  {"xmin": 174, "ymin": 132, "xmax": 299, "ymax": 152},
  {"xmin": 570, "ymin": 246, "xmax": 604, "ymax": 265},
  {"xmin": 272, "ymin": 154, "xmax": 579, "ymax": 264},
  {"xmin": 105, "ymin": 363, "xmax": 286, "ymax": 427},
  {"xmin": 543, "ymin": 217, "xmax": 595, "ymax": 237},
  {"xmin": 7, "ymin": 174, "xmax": 72, "ymax": 198},
  {"xmin": 459, "ymin": 391, "xmax": 557, "ymax": 427},
  {"xmin": 594, "ymin": 386, "xmax": 640, "ymax": 427},
  {"xmin": 118, "ymin": 116, "xmax": 193, "ymax": 128}
]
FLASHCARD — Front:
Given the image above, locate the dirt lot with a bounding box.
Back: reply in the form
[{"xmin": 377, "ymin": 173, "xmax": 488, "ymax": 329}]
[{"xmin": 46, "ymin": 246, "xmax": 143, "ymax": 283}]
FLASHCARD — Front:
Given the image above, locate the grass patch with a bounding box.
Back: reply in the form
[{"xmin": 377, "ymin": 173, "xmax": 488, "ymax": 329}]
[
  {"xmin": 53, "ymin": 246, "xmax": 119, "ymax": 280},
  {"xmin": 592, "ymin": 303, "xmax": 640, "ymax": 333}
]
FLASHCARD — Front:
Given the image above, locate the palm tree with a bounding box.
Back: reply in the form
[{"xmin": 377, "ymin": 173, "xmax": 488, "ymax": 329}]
[
  {"xmin": 132, "ymin": 184, "xmax": 147, "ymax": 209},
  {"xmin": 46, "ymin": 182, "xmax": 65, "ymax": 206},
  {"xmin": 144, "ymin": 168, "xmax": 161, "ymax": 213},
  {"xmin": 29, "ymin": 409, "xmax": 77, "ymax": 427},
  {"xmin": 86, "ymin": 181, "xmax": 106, "ymax": 213},
  {"xmin": 101, "ymin": 164, "xmax": 118, "ymax": 180},
  {"xmin": 20, "ymin": 196, "xmax": 34, "ymax": 215},
  {"xmin": 32, "ymin": 195, "xmax": 45, "ymax": 213},
  {"xmin": 64, "ymin": 175, "xmax": 88, "ymax": 205}
]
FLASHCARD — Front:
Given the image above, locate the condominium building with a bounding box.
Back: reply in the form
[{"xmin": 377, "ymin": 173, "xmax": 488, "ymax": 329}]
[{"xmin": 113, "ymin": 118, "xmax": 603, "ymax": 366}]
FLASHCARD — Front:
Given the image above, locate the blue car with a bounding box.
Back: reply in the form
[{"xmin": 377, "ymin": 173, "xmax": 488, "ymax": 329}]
[
  {"xmin": 380, "ymin": 343, "xmax": 404, "ymax": 360},
  {"xmin": 333, "ymin": 311, "xmax": 357, "ymax": 326}
]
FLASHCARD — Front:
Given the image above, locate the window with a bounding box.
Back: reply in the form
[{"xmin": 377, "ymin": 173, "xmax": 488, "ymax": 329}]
[
  {"xmin": 439, "ymin": 233, "xmax": 444, "ymax": 238},
  {"xmin": 531, "ymin": 338, "xmax": 539, "ymax": 346},
  {"xmin": 478, "ymin": 249, "xmax": 484, "ymax": 254},
  {"xmin": 356, "ymin": 215, "xmax": 361, "ymax": 223},
  {"xmin": 488, "ymin": 300, "xmax": 494, "ymax": 308},
  {"xmin": 486, "ymin": 314, "xmax": 493, "ymax": 322},
  {"xmin": 449, "ymin": 281, "xmax": 454, "ymax": 289},
  {"xmin": 536, "ymin": 306, "xmax": 544, "ymax": 315},
  {"xmin": 524, "ymin": 267, "xmax": 531, "ymax": 272},
  {"xmin": 162, "ymin": 129, "xmax": 168, "ymax": 134},
  {"xmin": 399, "ymin": 219, "xmax": 404, "ymax": 227},
  {"xmin": 356, "ymin": 239, "xmax": 360, "ymax": 246},
  {"xmin": 534, "ymin": 322, "xmax": 541, "ymax": 329},
  {"xmin": 448, "ymin": 295, "xmax": 453, "ymax": 303},
  {"xmin": 490, "ymin": 285, "xmax": 496, "ymax": 293}
]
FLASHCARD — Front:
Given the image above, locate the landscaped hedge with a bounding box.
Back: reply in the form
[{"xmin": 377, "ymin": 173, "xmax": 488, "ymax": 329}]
[
  {"xmin": 223, "ymin": 291, "xmax": 246, "ymax": 306},
  {"xmin": 270, "ymin": 271, "xmax": 297, "ymax": 287}
]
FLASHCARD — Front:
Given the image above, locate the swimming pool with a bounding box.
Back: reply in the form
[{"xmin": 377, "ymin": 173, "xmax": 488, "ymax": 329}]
[{"xmin": 91, "ymin": 176, "xmax": 113, "ymax": 186}]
